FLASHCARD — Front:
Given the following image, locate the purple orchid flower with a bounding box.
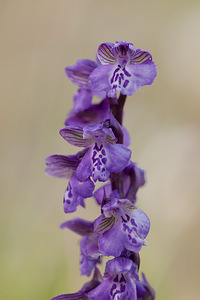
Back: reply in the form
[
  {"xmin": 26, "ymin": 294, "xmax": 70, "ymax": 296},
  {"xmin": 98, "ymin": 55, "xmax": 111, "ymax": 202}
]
[
  {"xmin": 61, "ymin": 218, "xmax": 101, "ymax": 276},
  {"xmin": 60, "ymin": 121, "xmax": 131, "ymax": 182},
  {"xmin": 65, "ymin": 59, "xmax": 98, "ymax": 113},
  {"xmin": 45, "ymin": 151, "xmax": 95, "ymax": 213},
  {"xmin": 51, "ymin": 267, "xmax": 103, "ymax": 300},
  {"xmin": 88, "ymin": 257, "xmax": 138, "ymax": 300},
  {"xmin": 66, "ymin": 99, "xmax": 131, "ymax": 148},
  {"xmin": 94, "ymin": 197, "xmax": 150, "ymax": 257},
  {"xmin": 88, "ymin": 41, "xmax": 157, "ymax": 98}
]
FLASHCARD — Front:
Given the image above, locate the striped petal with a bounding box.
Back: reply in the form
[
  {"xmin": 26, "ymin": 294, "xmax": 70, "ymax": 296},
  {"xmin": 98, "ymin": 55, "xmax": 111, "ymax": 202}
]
[
  {"xmin": 95, "ymin": 215, "xmax": 116, "ymax": 234},
  {"xmin": 60, "ymin": 126, "xmax": 92, "ymax": 147},
  {"xmin": 60, "ymin": 218, "xmax": 93, "ymax": 236},
  {"xmin": 131, "ymin": 49, "xmax": 152, "ymax": 64},
  {"xmin": 97, "ymin": 43, "xmax": 116, "ymax": 65},
  {"xmin": 45, "ymin": 154, "xmax": 80, "ymax": 178},
  {"xmin": 65, "ymin": 59, "xmax": 97, "ymax": 88}
]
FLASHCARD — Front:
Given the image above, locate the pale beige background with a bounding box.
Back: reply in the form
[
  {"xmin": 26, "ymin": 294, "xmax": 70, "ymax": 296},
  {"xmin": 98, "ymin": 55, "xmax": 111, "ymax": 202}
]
[{"xmin": 1, "ymin": 1, "xmax": 200, "ymax": 299}]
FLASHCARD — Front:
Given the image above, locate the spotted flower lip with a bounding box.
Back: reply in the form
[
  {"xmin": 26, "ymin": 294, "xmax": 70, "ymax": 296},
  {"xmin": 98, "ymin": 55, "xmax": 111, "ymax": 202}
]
[
  {"xmin": 94, "ymin": 197, "xmax": 150, "ymax": 257},
  {"xmin": 88, "ymin": 41, "xmax": 157, "ymax": 98},
  {"xmin": 60, "ymin": 122, "xmax": 131, "ymax": 182},
  {"xmin": 63, "ymin": 173, "xmax": 95, "ymax": 213},
  {"xmin": 88, "ymin": 257, "xmax": 138, "ymax": 300}
]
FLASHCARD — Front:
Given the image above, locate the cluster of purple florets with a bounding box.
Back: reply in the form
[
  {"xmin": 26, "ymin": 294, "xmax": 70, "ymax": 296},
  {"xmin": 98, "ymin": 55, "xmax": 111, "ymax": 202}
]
[{"xmin": 46, "ymin": 41, "xmax": 157, "ymax": 300}]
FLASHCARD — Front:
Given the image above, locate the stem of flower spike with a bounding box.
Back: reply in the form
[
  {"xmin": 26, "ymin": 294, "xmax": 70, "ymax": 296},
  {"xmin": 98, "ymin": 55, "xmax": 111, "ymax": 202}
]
[{"xmin": 109, "ymin": 93, "xmax": 127, "ymax": 198}]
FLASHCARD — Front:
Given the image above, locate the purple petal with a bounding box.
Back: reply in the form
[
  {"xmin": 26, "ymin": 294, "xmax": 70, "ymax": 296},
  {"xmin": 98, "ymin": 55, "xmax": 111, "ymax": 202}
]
[
  {"xmin": 81, "ymin": 233, "xmax": 100, "ymax": 258},
  {"xmin": 60, "ymin": 218, "xmax": 93, "ymax": 236},
  {"xmin": 73, "ymin": 88, "xmax": 93, "ymax": 114},
  {"xmin": 88, "ymin": 279, "xmax": 112, "ymax": 300},
  {"xmin": 106, "ymin": 143, "xmax": 131, "ymax": 173},
  {"xmin": 45, "ymin": 154, "xmax": 80, "ymax": 178},
  {"xmin": 65, "ymin": 59, "xmax": 97, "ymax": 88},
  {"xmin": 139, "ymin": 273, "xmax": 156, "ymax": 300},
  {"xmin": 88, "ymin": 65, "xmax": 114, "ymax": 98},
  {"xmin": 94, "ymin": 183, "xmax": 112, "ymax": 205},
  {"xmin": 131, "ymin": 49, "xmax": 152, "ymax": 64},
  {"xmin": 125, "ymin": 163, "xmax": 146, "ymax": 202},
  {"xmin": 51, "ymin": 268, "xmax": 103, "ymax": 300},
  {"xmin": 63, "ymin": 173, "xmax": 95, "ymax": 213},
  {"xmin": 76, "ymin": 148, "xmax": 92, "ymax": 181},
  {"xmin": 121, "ymin": 62, "xmax": 157, "ymax": 96},
  {"xmin": 71, "ymin": 173, "xmax": 95, "ymax": 198},
  {"xmin": 63, "ymin": 181, "xmax": 84, "ymax": 213},
  {"xmin": 98, "ymin": 222, "xmax": 126, "ymax": 257},
  {"xmin": 60, "ymin": 126, "xmax": 92, "ymax": 147},
  {"xmin": 96, "ymin": 43, "xmax": 116, "ymax": 65},
  {"xmin": 80, "ymin": 235, "xmax": 101, "ymax": 276},
  {"xmin": 131, "ymin": 209, "xmax": 150, "ymax": 240},
  {"xmin": 122, "ymin": 126, "xmax": 131, "ymax": 147},
  {"xmin": 80, "ymin": 251, "xmax": 100, "ymax": 277},
  {"xmin": 81, "ymin": 267, "xmax": 103, "ymax": 293},
  {"xmin": 66, "ymin": 98, "xmax": 110, "ymax": 127},
  {"xmin": 105, "ymin": 257, "xmax": 138, "ymax": 278}
]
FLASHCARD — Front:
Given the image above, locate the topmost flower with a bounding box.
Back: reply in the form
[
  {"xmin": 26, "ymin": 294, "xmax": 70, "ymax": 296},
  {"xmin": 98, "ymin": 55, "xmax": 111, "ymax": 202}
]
[{"xmin": 88, "ymin": 41, "xmax": 157, "ymax": 98}]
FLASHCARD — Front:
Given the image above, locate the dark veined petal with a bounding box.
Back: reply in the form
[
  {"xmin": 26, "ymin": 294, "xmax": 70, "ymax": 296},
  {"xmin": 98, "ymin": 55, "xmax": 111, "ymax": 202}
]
[
  {"xmin": 60, "ymin": 126, "xmax": 92, "ymax": 147},
  {"xmin": 45, "ymin": 154, "xmax": 80, "ymax": 178},
  {"xmin": 131, "ymin": 49, "xmax": 152, "ymax": 64},
  {"xmin": 96, "ymin": 43, "xmax": 116, "ymax": 65},
  {"xmin": 60, "ymin": 218, "xmax": 94, "ymax": 236},
  {"xmin": 95, "ymin": 215, "xmax": 116, "ymax": 234},
  {"xmin": 65, "ymin": 59, "xmax": 97, "ymax": 88}
]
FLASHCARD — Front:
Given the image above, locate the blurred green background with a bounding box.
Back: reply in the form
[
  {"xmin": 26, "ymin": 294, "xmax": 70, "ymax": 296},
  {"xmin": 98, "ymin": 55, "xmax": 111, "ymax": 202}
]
[{"xmin": 1, "ymin": 0, "xmax": 200, "ymax": 299}]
